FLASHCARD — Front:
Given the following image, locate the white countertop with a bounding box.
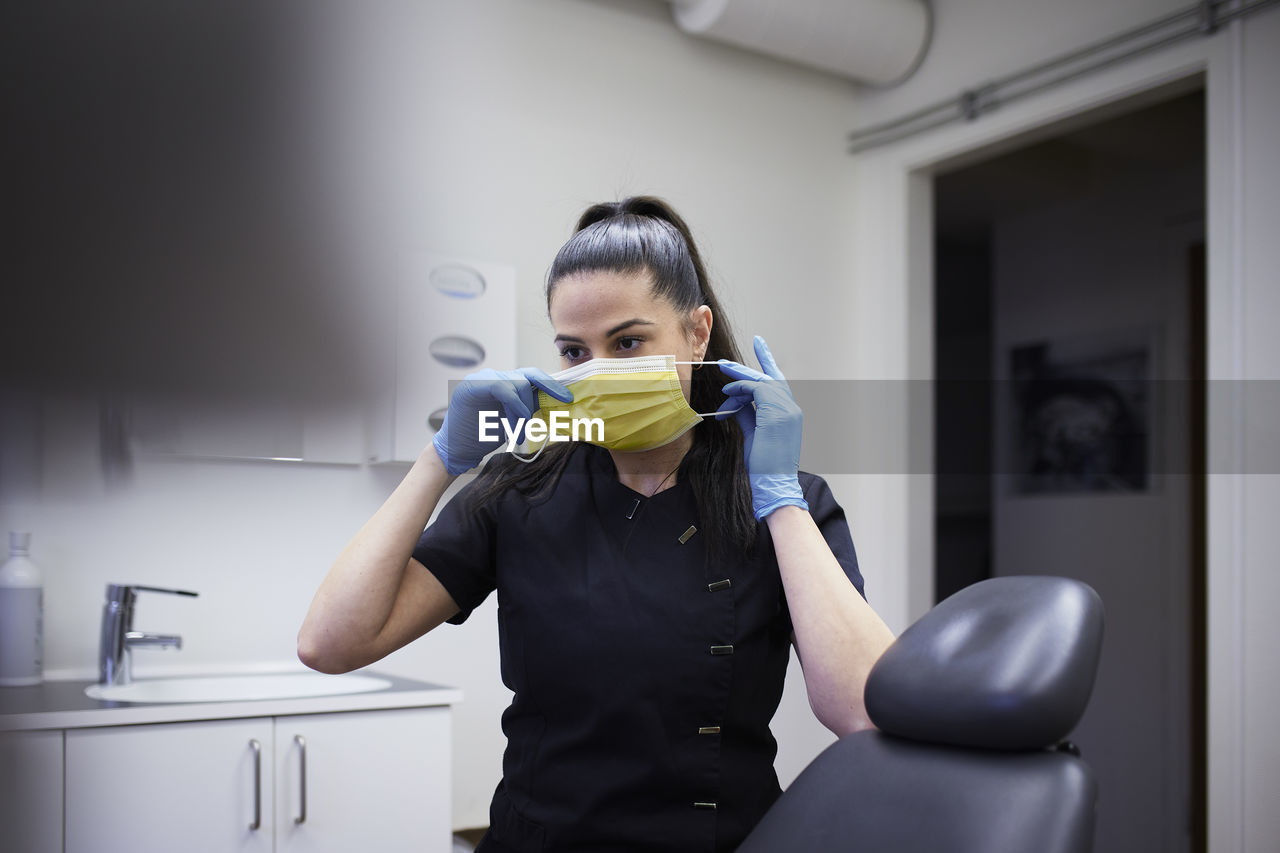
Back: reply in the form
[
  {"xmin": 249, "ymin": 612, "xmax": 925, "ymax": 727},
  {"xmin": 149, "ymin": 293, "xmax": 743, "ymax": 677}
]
[{"xmin": 0, "ymin": 672, "xmax": 462, "ymax": 732}]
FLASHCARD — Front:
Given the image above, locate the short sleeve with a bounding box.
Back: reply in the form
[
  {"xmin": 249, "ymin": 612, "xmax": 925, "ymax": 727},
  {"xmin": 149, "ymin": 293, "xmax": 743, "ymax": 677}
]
[
  {"xmin": 412, "ymin": 481, "xmax": 499, "ymax": 625},
  {"xmin": 799, "ymin": 472, "xmax": 866, "ymax": 600}
]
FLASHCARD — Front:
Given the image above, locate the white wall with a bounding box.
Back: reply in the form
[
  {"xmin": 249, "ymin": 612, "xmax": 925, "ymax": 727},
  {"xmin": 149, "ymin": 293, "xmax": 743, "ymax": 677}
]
[
  {"xmin": 0, "ymin": 0, "xmax": 870, "ymax": 833},
  {"xmin": 844, "ymin": 1, "xmax": 1280, "ymax": 851},
  {"xmin": 1228, "ymin": 11, "xmax": 1280, "ymax": 853},
  {"xmin": 854, "ymin": 0, "xmax": 1191, "ymax": 129}
]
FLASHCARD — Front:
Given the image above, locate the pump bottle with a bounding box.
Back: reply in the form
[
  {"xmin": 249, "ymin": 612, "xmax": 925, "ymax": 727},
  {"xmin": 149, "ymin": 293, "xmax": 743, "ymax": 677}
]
[{"xmin": 0, "ymin": 531, "xmax": 44, "ymax": 686}]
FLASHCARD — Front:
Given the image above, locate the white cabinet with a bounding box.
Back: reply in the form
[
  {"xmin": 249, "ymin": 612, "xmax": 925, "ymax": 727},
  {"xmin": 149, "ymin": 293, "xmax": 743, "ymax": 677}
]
[
  {"xmin": 63, "ymin": 707, "xmax": 451, "ymax": 853},
  {"xmin": 275, "ymin": 708, "xmax": 451, "ymax": 852},
  {"xmin": 66, "ymin": 717, "xmax": 275, "ymax": 853},
  {"xmin": 367, "ymin": 254, "xmax": 516, "ymax": 463},
  {"xmin": 0, "ymin": 729, "xmax": 64, "ymax": 853},
  {"xmin": 128, "ymin": 396, "xmax": 366, "ymax": 464}
]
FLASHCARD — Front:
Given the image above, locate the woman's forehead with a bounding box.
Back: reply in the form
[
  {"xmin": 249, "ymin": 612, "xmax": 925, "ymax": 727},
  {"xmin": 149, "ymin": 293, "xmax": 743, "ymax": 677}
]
[{"xmin": 549, "ymin": 270, "xmax": 675, "ymax": 331}]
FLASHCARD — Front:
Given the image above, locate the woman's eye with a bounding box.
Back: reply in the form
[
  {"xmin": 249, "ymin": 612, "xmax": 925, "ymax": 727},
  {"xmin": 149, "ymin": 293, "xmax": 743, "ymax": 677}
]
[
  {"xmin": 616, "ymin": 337, "xmax": 643, "ymax": 353},
  {"xmin": 559, "ymin": 346, "xmax": 586, "ymax": 362}
]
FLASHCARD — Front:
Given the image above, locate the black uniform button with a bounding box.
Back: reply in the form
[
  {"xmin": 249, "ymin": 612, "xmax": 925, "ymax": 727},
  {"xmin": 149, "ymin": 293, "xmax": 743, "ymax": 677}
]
[
  {"xmin": 710, "ymin": 644, "xmax": 734, "ymax": 655},
  {"xmin": 707, "ymin": 579, "xmax": 731, "ymax": 592}
]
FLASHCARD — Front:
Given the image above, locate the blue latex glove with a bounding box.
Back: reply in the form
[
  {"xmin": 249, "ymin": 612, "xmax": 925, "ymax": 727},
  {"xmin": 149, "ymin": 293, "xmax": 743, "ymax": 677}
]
[
  {"xmin": 716, "ymin": 336, "xmax": 809, "ymax": 520},
  {"xmin": 432, "ymin": 368, "xmax": 573, "ymax": 475}
]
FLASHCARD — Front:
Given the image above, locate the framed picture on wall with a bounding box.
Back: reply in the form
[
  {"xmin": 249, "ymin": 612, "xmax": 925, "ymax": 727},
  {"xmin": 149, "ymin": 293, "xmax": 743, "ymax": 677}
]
[{"xmin": 1010, "ymin": 328, "xmax": 1154, "ymax": 494}]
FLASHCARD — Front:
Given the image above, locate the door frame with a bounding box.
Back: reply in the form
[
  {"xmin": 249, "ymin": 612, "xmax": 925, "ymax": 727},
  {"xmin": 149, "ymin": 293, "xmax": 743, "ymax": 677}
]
[{"xmin": 844, "ymin": 26, "xmax": 1242, "ymax": 852}]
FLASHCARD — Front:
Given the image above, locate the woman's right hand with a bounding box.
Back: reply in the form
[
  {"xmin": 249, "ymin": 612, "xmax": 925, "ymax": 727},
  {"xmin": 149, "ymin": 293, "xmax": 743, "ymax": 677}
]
[{"xmin": 431, "ymin": 368, "xmax": 573, "ymax": 475}]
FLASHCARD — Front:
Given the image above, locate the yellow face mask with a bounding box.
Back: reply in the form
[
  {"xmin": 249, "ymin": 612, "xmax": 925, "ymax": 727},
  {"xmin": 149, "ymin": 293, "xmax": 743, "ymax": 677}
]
[{"xmin": 515, "ymin": 355, "xmax": 729, "ymax": 459}]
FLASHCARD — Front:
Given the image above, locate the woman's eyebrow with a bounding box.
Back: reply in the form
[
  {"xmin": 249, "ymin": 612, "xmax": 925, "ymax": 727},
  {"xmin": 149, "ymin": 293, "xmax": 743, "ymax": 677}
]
[
  {"xmin": 606, "ymin": 319, "xmax": 655, "ymax": 337},
  {"xmin": 553, "ymin": 319, "xmax": 655, "ymax": 345}
]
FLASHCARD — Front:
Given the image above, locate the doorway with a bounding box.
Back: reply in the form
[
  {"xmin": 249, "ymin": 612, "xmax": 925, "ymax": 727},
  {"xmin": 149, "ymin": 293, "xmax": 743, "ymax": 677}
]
[{"xmin": 932, "ymin": 89, "xmax": 1206, "ymax": 853}]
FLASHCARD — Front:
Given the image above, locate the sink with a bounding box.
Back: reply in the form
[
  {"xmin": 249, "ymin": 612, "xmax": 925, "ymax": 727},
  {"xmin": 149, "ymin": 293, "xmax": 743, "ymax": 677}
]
[{"xmin": 84, "ymin": 672, "xmax": 393, "ymax": 704}]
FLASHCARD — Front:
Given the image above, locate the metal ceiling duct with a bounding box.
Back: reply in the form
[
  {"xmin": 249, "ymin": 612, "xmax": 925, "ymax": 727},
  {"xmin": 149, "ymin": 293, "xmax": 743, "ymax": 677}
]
[{"xmin": 664, "ymin": 0, "xmax": 931, "ymax": 86}]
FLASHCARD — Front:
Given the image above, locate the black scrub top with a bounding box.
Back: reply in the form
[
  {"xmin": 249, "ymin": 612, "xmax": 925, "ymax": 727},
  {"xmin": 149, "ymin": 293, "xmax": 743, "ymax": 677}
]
[{"xmin": 414, "ymin": 444, "xmax": 865, "ymax": 853}]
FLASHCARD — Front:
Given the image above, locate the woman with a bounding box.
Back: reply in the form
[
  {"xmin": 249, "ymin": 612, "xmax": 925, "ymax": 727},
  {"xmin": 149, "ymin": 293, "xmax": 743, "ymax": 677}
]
[{"xmin": 298, "ymin": 197, "xmax": 894, "ymax": 852}]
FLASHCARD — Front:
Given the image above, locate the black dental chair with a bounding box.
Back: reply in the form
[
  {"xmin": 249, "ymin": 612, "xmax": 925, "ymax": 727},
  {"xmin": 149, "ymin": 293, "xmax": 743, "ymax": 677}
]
[{"xmin": 739, "ymin": 575, "xmax": 1104, "ymax": 853}]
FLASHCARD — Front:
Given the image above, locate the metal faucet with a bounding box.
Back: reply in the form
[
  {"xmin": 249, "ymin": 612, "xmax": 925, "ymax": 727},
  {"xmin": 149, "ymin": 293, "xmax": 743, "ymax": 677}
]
[{"xmin": 98, "ymin": 583, "xmax": 198, "ymax": 686}]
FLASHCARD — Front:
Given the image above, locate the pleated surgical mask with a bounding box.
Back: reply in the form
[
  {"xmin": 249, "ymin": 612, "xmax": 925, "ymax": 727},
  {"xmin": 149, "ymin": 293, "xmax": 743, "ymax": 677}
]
[{"xmin": 513, "ymin": 355, "xmax": 731, "ymax": 460}]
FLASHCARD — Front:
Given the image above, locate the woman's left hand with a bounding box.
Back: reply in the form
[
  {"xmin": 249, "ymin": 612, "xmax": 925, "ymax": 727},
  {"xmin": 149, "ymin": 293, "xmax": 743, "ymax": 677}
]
[{"xmin": 716, "ymin": 336, "xmax": 809, "ymax": 520}]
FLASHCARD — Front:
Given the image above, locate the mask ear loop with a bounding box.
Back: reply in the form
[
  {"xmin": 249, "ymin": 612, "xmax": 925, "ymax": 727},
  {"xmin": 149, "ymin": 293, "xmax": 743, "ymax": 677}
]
[
  {"xmin": 510, "ymin": 433, "xmax": 548, "ymax": 464},
  {"xmin": 674, "ymin": 360, "xmax": 745, "ymax": 417},
  {"xmin": 510, "ymin": 446, "xmax": 543, "ymax": 464}
]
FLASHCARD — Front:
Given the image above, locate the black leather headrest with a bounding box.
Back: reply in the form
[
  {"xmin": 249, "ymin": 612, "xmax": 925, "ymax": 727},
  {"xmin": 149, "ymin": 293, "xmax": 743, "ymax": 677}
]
[{"xmin": 865, "ymin": 576, "xmax": 1103, "ymax": 751}]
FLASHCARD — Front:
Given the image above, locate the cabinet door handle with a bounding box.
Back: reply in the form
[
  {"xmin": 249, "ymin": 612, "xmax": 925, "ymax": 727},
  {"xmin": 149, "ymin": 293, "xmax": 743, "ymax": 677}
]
[
  {"xmin": 248, "ymin": 739, "xmax": 262, "ymax": 831},
  {"xmin": 294, "ymin": 734, "xmax": 308, "ymax": 824}
]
